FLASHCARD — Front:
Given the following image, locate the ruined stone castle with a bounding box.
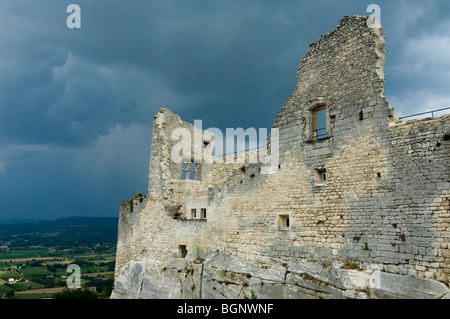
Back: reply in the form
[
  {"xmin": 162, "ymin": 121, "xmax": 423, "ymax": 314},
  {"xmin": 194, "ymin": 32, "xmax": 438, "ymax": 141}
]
[{"xmin": 111, "ymin": 15, "xmax": 450, "ymax": 299}]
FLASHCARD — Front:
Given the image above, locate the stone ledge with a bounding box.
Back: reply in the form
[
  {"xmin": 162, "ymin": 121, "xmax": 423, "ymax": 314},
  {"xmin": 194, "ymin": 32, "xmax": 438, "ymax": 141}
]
[{"xmin": 111, "ymin": 254, "xmax": 449, "ymax": 299}]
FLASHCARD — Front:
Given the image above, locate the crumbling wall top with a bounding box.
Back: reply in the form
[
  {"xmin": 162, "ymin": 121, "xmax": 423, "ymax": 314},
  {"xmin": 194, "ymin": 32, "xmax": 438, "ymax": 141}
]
[{"xmin": 276, "ymin": 15, "xmax": 390, "ymax": 125}]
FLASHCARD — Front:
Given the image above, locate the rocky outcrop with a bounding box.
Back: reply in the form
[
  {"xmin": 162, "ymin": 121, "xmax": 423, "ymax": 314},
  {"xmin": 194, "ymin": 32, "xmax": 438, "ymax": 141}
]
[
  {"xmin": 111, "ymin": 258, "xmax": 203, "ymax": 299},
  {"xmin": 369, "ymin": 270, "xmax": 449, "ymax": 299},
  {"xmin": 111, "ymin": 253, "xmax": 449, "ymax": 299}
]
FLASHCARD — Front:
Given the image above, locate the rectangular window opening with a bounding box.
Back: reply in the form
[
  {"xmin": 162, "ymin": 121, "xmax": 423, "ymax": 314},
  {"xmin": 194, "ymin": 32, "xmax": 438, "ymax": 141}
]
[
  {"xmin": 278, "ymin": 214, "xmax": 290, "ymax": 231},
  {"xmin": 201, "ymin": 208, "xmax": 207, "ymax": 219},
  {"xmin": 181, "ymin": 161, "xmax": 202, "ymax": 181},
  {"xmin": 315, "ymin": 168, "xmax": 327, "ymax": 185},
  {"xmin": 178, "ymin": 245, "xmax": 187, "ymax": 258},
  {"xmin": 312, "ymin": 105, "xmax": 328, "ymax": 139},
  {"xmin": 191, "ymin": 209, "xmax": 197, "ymax": 219},
  {"xmin": 189, "ymin": 162, "xmax": 197, "ymax": 180},
  {"xmin": 181, "ymin": 161, "xmax": 189, "ymax": 180}
]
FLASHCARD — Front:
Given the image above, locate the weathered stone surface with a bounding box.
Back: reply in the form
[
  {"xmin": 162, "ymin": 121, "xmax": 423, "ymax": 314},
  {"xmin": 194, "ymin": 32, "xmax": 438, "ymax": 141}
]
[
  {"xmin": 111, "ymin": 260, "xmax": 145, "ymax": 299},
  {"xmin": 329, "ymin": 263, "xmax": 370, "ymax": 291},
  {"xmin": 369, "ymin": 271, "xmax": 449, "ymax": 299},
  {"xmin": 204, "ymin": 253, "xmax": 285, "ymax": 283},
  {"xmin": 202, "ymin": 253, "xmax": 286, "ymax": 299},
  {"xmin": 115, "ymin": 253, "xmax": 450, "ymax": 300},
  {"xmin": 111, "ymin": 258, "xmax": 203, "ymax": 299}
]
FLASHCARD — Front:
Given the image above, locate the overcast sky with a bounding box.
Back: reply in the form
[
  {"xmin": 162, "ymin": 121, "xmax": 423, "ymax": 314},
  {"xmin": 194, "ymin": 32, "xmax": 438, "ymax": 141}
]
[{"xmin": 0, "ymin": 0, "xmax": 449, "ymax": 221}]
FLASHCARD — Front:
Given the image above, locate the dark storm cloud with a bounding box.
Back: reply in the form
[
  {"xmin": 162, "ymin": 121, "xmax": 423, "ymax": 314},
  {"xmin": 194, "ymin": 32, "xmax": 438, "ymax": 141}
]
[
  {"xmin": 382, "ymin": 0, "xmax": 450, "ymax": 116},
  {"xmin": 0, "ymin": 0, "xmax": 360, "ymax": 148},
  {"xmin": 0, "ymin": 0, "xmax": 449, "ymax": 220}
]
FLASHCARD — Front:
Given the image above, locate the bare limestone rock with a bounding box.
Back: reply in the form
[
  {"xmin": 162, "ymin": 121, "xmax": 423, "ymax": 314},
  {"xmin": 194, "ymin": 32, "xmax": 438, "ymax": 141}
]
[
  {"xmin": 111, "ymin": 253, "xmax": 449, "ymax": 299},
  {"xmin": 110, "ymin": 260, "xmax": 145, "ymax": 299},
  {"xmin": 369, "ymin": 271, "xmax": 449, "ymax": 299}
]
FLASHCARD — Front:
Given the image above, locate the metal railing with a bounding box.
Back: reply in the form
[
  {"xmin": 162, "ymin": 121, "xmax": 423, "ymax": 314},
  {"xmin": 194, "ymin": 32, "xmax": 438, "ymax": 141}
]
[
  {"xmin": 209, "ymin": 107, "xmax": 449, "ymax": 157},
  {"xmin": 399, "ymin": 107, "xmax": 450, "ymax": 120},
  {"xmin": 313, "ymin": 127, "xmax": 328, "ymax": 139}
]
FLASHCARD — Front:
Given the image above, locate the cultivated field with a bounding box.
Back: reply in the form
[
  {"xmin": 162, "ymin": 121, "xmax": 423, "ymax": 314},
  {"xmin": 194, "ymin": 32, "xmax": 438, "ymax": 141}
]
[{"xmin": 0, "ymin": 217, "xmax": 118, "ymax": 299}]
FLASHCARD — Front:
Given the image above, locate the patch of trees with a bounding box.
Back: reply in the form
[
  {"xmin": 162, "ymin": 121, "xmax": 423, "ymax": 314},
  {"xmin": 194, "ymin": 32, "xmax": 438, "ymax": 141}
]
[
  {"xmin": 27, "ymin": 260, "xmax": 43, "ymax": 267},
  {"xmin": 84, "ymin": 277, "xmax": 114, "ymax": 297},
  {"xmin": 46, "ymin": 263, "xmax": 67, "ymax": 273},
  {"xmin": 31, "ymin": 276, "xmax": 64, "ymax": 288},
  {"xmin": 52, "ymin": 287, "xmax": 99, "ymax": 299}
]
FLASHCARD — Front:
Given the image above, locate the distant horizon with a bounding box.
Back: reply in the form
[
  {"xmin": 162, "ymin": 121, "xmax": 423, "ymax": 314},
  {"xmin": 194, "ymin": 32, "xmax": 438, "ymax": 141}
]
[{"xmin": 0, "ymin": 215, "xmax": 118, "ymax": 225}]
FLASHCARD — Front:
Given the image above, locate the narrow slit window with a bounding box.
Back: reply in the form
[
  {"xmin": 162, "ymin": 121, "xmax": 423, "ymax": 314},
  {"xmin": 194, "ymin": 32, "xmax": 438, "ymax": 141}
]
[
  {"xmin": 315, "ymin": 168, "xmax": 327, "ymax": 185},
  {"xmin": 316, "ymin": 108, "xmax": 327, "ymax": 139},
  {"xmin": 178, "ymin": 245, "xmax": 187, "ymax": 258},
  {"xmin": 181, "ymin": 161, "xmax": 189, "ymax": 180},
  {"xmin": 196, "ymin": 163, "xmax": 202, "ymax": 181},
  {"xmin": 191, "ymin": 209, "xmax": 197, "ymax": 219},
  {"xmin": 189, "ymin": 162, "xmax": 197, "ymax": 180},
  {"xmin": 201, "ymin": 208, "xmax": 207, "ymax": 219}
]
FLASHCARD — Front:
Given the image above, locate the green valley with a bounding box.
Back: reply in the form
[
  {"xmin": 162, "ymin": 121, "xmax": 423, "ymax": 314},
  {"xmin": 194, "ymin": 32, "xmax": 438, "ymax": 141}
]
[{"xmin": 0, "ymin": 216, "xmax": 118, "ymax": 299}]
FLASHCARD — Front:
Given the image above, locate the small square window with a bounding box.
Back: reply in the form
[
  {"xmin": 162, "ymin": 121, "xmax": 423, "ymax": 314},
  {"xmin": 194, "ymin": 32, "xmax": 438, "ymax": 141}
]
[
  {"xmin": 278, "ymin": 214, "xmax": 290, "ymax": 231},
  {"xmin": 315, "ymin": 168, "xmax": 327, "ymax": 185}
]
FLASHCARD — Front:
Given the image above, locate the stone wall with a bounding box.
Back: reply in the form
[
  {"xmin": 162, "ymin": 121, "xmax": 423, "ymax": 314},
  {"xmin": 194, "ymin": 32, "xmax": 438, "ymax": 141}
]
[{"xmin": 112, "ymin": 15, "xmax": 450, "ymax": 299}]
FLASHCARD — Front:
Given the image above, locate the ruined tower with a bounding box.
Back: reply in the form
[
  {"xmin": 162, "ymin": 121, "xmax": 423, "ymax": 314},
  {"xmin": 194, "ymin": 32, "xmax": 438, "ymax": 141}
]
[{"xmin": 111, "ymin": 15, "xmax": 450, "ymax": 299}]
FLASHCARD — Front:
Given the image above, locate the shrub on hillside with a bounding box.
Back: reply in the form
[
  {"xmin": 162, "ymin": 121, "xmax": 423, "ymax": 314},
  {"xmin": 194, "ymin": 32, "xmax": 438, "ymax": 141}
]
[{"xmin": 52, "ymin": 287, "xmax": 99, "ymax": 299}]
